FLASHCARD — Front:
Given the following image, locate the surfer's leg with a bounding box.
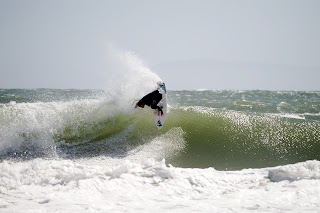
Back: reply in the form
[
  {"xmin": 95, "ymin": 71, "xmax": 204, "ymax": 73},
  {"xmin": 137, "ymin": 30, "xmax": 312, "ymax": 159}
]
[{"xmin": 158, "ymin": 106, "xmax": 163, "ymax": 116}]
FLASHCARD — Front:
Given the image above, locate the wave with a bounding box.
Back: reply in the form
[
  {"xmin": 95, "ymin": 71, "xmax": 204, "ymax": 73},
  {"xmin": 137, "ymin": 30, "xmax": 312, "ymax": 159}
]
[
  {"xmin": 167, "ymin": 107, "xmax": 320, "ymax": 169},
  {"xmin": 1, "ymin": 98, "xmax": 319, "ymax": 170}
]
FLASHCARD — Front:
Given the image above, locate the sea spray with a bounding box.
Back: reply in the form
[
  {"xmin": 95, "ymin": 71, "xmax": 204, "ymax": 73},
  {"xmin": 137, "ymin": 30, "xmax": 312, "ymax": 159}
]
[{"xmin": 104, "ymin": 45, "xmax": 162, "ymax": 113}]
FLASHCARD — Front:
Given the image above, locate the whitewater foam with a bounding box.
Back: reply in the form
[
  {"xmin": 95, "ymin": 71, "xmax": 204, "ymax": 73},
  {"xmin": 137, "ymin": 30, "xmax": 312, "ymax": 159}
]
[
  {"xmin": 127, "ymin": 127, "xmax": 186, "ymax": 162},
  {"xmin": 0, "ymin": 99, "xmax": 102, "ymax": 156},
  {"xmin": 268, "ymin": 160, "xmax": 320, "ymax": 182},
  {"xmin": 0, "ymin": 158, "xmax": 319, "ymax": 212}
]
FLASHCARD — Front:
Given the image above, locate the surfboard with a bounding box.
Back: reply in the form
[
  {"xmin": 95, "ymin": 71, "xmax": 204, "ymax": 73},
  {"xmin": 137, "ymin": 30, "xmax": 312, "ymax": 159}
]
[{"xmin": 154, "ymin": 82, "xmax": 167, "ymax": 130}]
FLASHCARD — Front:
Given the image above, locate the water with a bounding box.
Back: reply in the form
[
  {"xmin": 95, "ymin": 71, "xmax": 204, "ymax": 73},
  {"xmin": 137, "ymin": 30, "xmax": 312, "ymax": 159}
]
[{"xmin": 0, "ymin": 88, "xmax": 320, "ymax": 212}]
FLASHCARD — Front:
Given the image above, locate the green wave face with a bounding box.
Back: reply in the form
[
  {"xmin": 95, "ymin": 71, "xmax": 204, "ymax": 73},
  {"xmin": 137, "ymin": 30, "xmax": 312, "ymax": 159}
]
[
  {"xmin": 54, "ymin": 105, "xmax": 320, "ymax": 170},
  {"xmin": 165, "ymin": 107, "xmax": 320, "ymax": 170},
  {"xmin": 55, "ymin": 115, "xmax": 132, "ymax": 143}
]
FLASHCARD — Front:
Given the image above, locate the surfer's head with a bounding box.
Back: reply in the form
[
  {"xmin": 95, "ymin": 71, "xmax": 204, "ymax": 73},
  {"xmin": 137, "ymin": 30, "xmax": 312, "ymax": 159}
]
[{"xmin": 157, "ymin": 81, "xmax": 164, "ymax": 88}]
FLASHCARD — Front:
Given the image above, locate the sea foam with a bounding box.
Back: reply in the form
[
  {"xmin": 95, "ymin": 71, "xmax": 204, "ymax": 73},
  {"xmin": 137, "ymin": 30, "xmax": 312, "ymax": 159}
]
[{"xmin": 0, "ymin": 158, "xmax": 319, "ymax": 212}]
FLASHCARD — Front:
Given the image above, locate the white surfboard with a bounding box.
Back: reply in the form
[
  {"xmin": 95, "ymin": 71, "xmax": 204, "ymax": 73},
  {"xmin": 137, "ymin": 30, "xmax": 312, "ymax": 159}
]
[{"xmin": 154, "ymin": 83, "xmax": 167, "ymax": 130}]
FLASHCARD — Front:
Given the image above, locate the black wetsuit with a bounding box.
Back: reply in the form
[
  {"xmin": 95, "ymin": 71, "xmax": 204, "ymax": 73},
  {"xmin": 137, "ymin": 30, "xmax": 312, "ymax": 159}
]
[{"xmin": 137, "ymin": 90, "xmax": 163, "ymax": 113}]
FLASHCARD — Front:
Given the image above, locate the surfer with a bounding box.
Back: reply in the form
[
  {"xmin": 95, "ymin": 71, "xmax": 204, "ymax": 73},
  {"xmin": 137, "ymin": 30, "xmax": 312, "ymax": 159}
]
[{"xmin": 135, "ymin": 83, "xmax": 164, "ymax": 115}]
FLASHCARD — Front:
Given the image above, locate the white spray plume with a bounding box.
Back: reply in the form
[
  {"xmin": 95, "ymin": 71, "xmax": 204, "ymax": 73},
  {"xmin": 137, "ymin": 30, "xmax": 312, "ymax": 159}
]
[{"xmin": 105, "ymin": 45, "xmax": 162, "ymax": 112}]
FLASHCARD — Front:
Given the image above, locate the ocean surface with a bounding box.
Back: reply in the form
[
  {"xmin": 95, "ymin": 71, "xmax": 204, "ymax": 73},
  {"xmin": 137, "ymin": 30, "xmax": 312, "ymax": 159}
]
[{"xmin": 1, "ymin": 88, "xmax": 320, "ymax": 212}]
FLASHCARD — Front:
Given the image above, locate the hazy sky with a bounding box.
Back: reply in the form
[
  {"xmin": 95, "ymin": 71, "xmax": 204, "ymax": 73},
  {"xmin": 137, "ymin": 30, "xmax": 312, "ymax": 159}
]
[{"xmin": 1, "ymin": 0, "xmax": 319, "ymax": 90}]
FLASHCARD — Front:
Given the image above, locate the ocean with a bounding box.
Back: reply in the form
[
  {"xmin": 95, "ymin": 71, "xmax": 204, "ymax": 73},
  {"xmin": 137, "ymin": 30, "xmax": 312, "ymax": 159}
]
[{"xmin": 0, "ymin": 88, "xmax": 320, "ymax": 212}]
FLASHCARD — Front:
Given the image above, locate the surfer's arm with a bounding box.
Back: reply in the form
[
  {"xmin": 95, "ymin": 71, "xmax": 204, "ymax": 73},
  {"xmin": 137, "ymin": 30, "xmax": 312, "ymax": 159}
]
[{"xmin": 150, "ymin": 104, "xmax": 157, "ymax": 110}]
